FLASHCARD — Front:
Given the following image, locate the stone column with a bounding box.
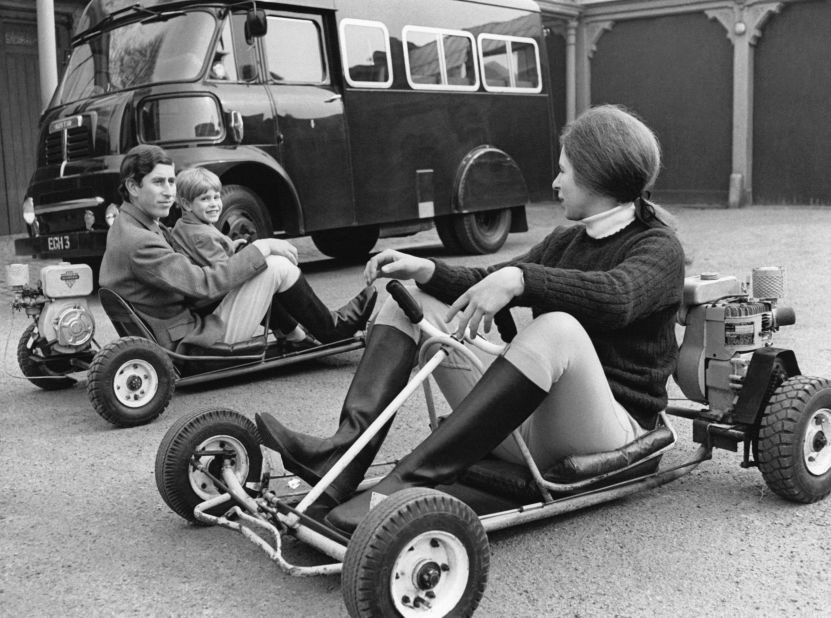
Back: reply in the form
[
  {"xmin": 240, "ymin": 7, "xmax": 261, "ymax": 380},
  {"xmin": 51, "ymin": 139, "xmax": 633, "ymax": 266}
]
[
  {"xmin": 36, "ymin": 0, "xmax": 58, "ymax": 110},
  {"xmin": 565, "ymin": 19, "xmax": 578, "ymax": 124},
  {"xmin": 575, "ymin": 19, "xmax": 614, "ymax": 115},
  {"xmin": 707, "ymin": 1, "xmax": 783, "ymax": 207}
]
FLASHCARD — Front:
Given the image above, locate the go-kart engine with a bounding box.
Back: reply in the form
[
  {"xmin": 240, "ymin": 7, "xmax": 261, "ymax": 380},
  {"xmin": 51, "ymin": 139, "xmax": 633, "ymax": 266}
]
[
  {"xmin": 9, "ymin": 262, "xmax": 96, "ymax": 353},
  {"xmin": 675, "ymin": 268, "xmax": 795, "ymax": 421}
]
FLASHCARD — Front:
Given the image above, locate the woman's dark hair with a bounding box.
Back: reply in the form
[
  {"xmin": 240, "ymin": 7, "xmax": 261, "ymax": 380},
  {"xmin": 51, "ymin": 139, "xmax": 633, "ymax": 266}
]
[
  {"xmin": 118, "ymin": 144, "xmax": 174, "ymax": 202},
  {"xmin": 560, "ymin": 104, "xmax": 668, "ymax": 225}
]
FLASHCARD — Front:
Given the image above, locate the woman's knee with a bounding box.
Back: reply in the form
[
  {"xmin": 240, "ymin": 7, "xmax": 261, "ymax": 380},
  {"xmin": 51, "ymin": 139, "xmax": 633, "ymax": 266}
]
[{"xmin": 514, "ymin": 312, "xmax": 587, "ymax": 350}]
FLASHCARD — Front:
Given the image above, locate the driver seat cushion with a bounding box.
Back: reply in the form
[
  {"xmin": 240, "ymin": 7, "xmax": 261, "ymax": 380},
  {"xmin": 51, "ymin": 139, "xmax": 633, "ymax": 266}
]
[
  {"xmin": 181, "ymin": 339, "xmax": 267, "ymax": 357},
  {"xmin": 459, "ymin": 425, "xmax": 673, "ymax": 502}
]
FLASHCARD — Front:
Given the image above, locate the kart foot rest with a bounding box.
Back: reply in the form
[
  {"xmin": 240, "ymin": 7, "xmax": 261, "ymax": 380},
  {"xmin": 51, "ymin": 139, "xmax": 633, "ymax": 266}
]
[{"xmin": 544, "ymin": 426, "xmax": 674, "ymax": 482}]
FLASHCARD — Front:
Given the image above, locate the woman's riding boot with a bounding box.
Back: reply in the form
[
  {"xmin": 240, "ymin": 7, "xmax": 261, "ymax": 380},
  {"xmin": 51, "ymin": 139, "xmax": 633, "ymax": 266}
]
[
  {"xmin": 255, "ymin": 325, "xmax": 417, "ymax": 505},
  {"xmin": 276, "ymin": 275, "xmax": 377, "ymax": 343},
  {"xmin": 325, "ymin": 356, "xmax": 547, "ymax": 532}
]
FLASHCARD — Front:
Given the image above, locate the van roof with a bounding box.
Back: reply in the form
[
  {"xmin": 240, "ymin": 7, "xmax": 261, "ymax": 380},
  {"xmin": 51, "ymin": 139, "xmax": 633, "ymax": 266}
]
[{"xmin": 76, "ymin": 0, "xmax": 540, "ymax": 38}]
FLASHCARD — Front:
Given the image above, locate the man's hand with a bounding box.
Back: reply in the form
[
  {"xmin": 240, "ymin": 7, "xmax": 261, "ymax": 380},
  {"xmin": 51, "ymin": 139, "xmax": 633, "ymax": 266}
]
[
  {"xmin": 446, "ymin": 267, "xmax": 524, "ymax": 338},
  {"xmin": 364, "ymin": 249, "xmax": 435, "ymax": 285},
  {"xmin": 252, "ymin": 238, "xmax": 299, "ymax": 265}
]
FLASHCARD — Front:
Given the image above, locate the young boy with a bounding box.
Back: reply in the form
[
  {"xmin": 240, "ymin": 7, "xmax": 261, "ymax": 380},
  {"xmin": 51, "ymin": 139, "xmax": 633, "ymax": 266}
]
[{"xmin": 171, "ymin": 167, "xmax": 376, "ymax": 345}]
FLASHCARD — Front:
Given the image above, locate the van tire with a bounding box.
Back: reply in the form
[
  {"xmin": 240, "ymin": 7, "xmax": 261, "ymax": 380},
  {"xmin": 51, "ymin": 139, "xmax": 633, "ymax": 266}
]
[
  {"xmin": 450, "ymin": 209, "xmax": 511, "ymax": 254},
  {"xmin": 312, "ymin": 226, "xmax": 379, "ymax": 260},
  {"xmin": 435, "ymin": 217, "xmax": 466, "ymax": 254},
  {"xmin": 218, "ymin": 185, "xmax": 272, "ymax": 243}
]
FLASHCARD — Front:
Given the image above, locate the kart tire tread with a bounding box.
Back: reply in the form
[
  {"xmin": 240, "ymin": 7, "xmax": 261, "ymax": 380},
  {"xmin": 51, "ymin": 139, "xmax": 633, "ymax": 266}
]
[
  {"xmin": 155, "ymin": 408, "xmax": 262, "ymax": 524},
  {"xmin": 342, "ymin": 487, "xmax": 489, "ymax": 618},
  {"xmin": 758, "ymin": 375, "xmax": 831, "ymax": 503},
  {"xmin": 87, "ymin": 336, "xmax": 175, "ymax": 427}
]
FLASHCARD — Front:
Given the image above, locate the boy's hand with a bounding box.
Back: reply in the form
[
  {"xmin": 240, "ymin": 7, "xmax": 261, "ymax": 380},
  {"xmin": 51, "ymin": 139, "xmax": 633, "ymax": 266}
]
[
  {"xmin": 364, "ymin": 249, "xmax": 435, "ymax": 285},
  {"xmin": 232, "ymin": 238, "xmax": 248, "ymax": 252},
  {"xmin": 252, "ymin": 238, "xmax": 299, "ymax": 265}
]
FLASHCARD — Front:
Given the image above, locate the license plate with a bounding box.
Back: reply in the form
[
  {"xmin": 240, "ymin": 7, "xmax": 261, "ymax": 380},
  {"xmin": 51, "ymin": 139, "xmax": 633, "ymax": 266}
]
[{"xmin": 46, "ymin": 234, "xmax": 72, "ymax": 251}]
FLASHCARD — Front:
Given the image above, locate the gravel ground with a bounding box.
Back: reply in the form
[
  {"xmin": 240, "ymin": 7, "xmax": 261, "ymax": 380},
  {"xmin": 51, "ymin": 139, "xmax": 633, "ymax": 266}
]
[{"xmin": 2, "ymin": 202, "xmax": 830, "ymax": 617}]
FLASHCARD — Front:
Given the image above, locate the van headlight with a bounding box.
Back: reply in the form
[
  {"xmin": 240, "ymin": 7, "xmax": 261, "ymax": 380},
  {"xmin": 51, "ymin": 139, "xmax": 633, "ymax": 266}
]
[
  {"xmin": 22, "ymin": 197, "xmax": 35, "ymax": 224},
  {"xmin": 105, "ymin": 203, "xmax": 119, "ymax": 226}
]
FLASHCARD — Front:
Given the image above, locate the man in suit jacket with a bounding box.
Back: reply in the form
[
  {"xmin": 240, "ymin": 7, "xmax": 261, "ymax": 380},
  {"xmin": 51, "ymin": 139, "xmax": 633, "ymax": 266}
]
[{"xmin": 99, "ymin": 145, "xmax": 316, "ymax": 351}]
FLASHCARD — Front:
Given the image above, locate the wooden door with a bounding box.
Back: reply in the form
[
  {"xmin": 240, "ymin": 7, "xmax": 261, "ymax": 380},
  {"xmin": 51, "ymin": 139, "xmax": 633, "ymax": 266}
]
[{"xmin": 0, "ymin": 17, "xmax": 40, "ymax": 235}]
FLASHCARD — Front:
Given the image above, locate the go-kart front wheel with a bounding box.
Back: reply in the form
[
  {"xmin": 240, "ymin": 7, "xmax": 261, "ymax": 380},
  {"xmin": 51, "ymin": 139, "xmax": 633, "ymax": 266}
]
[
  {"xmin": 155, "ymin": 408, "xmax": 263, "ymax": 524},
  {"xmin": 87, "ymin": 336, "xmax": 175, "ymax": 427},
  {"xmin": 342, "ymin": 487, "xmax": 489, "ymax": 618},
  {"xmin": 758, "ymin": 376, "xmax": 831, "ymax": 503}
]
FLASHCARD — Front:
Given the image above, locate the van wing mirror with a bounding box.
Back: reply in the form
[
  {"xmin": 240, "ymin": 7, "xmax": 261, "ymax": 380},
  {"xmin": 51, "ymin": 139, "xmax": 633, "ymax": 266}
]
[
  {"xmin": 245, "ymin": 8, "xmax": 267, "ymax": 42},
  {"xmin": 229, "ymin": 110, "xmax": 244, "ymax": 144}
]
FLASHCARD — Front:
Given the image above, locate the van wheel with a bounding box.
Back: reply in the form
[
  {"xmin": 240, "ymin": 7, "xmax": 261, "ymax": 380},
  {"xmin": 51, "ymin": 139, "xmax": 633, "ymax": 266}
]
[
  {"xmin": 312, "ymin": 226, "xmax": 379, "ymax": 260},
  {"xmin": 435, "ymin": 217, "xmax": 465, "ymax": 254},
  {"xmin": 218, "ymin": 185, "xmax": 272, "ymax": 243},
  {"xmin": 449, "ymin": 209, "xmax": 511, "ymax": 254}
]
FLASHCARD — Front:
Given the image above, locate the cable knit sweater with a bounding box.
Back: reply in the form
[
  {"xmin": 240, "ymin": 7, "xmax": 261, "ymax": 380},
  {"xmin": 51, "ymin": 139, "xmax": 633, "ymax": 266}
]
[{"xmin": 419, "ymin": 219, "xmax": 686, "ymax": 429}]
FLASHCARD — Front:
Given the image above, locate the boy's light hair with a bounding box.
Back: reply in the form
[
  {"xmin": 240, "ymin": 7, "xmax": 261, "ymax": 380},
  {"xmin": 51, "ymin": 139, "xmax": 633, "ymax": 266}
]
[{"xmin": 177, "ymin": 167, "xmax": 221, "ymax": 204}]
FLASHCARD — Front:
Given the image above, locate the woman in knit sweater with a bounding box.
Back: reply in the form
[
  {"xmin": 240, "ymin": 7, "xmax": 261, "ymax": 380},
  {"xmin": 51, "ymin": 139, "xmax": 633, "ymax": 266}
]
[{"xmin": 255, "ymin": 105, "xmax": 687, "ymax": 532}]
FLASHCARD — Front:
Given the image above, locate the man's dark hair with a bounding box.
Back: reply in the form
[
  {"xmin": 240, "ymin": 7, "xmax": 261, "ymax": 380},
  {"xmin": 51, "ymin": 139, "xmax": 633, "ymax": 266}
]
[{"xmin": 118, "ymin": 145, "xmax": 174, "ymax": 202}]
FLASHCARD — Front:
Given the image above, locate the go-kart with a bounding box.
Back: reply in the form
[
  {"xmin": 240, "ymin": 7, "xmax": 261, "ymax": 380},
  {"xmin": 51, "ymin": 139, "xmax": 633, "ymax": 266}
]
[
  {"xmin": 154, "ymin": 273, "xmax": 831, "ymax": 617},
  {"xmin": 9, "ymin": 262, "xmax": 365, "ymax": 427}
]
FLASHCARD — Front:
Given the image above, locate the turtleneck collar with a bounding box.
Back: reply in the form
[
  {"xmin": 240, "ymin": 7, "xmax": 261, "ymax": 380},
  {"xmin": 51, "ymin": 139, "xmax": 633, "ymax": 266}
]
[{"xmin": 582, "ymin": 202, "xmax": 635, "ymax": 239}]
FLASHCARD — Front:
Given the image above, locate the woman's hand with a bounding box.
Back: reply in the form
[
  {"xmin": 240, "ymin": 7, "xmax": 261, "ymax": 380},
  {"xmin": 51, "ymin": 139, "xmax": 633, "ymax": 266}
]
[
  {"xmin": 446, "ymin": 267, "xmax": 524, "ymax": 338},
  {"xmin": 252, "ymin": 238, "xmax": 299, "ymax": 265},
  {"xmin": 364, "ymin": 249, "xmax": 435, "ymax": 285}
]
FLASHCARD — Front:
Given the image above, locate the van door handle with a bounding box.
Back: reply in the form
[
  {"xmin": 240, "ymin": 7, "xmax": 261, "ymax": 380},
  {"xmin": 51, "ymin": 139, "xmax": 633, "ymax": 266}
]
[{"xmin": 324, "ymin": 94, "xmax": 342, "ymax": 103}]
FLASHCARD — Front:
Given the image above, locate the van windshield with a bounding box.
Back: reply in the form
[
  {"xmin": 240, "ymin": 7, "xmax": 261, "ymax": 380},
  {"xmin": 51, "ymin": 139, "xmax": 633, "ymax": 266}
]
[{"xmin": 55, "ymin": 11, "xmax": 216, "ymax": 105}]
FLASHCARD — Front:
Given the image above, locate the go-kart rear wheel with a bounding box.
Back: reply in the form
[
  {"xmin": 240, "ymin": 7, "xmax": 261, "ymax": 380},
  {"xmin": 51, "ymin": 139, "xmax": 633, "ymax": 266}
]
[
  {"xmin": 342, "ymin": 487, "xmax": 489, "ymax": 618},
  {"xmin": 17, "ymin": 323, "xmax": 77, "ymax": 390},
  {"xmin": 87, "ymin": 336, "xmax": 175, "ymax": 427},
  {"xmin": 155, "ymin": 408, "xmax": 263, "ymax": 524},
  {"xmin": 758, "ymin": 376, "xmax": 831, "ymax": 503}
]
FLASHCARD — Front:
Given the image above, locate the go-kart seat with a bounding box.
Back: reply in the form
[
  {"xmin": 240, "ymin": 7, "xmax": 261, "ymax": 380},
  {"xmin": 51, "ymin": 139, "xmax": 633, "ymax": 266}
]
[
  {"xmin": 98, "ymin": 288, "xmax": 267, "ymax": 357},
  {"xmin": 458, "ymin": 424, "xmax": 675, "ymax": 503},
  {"xmin": 99, "ymin": 287, "xmax": 157, "ymax": 340}
]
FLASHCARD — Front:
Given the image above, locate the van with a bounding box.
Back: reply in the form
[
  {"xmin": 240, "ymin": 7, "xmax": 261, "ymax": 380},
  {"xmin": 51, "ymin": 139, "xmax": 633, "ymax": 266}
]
[{"xmin": 15, "ymin": 0, "xmax": 554, "ymax": 263}]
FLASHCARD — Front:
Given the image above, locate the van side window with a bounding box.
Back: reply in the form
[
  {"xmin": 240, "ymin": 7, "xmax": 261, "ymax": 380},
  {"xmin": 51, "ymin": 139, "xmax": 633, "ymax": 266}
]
[
  {"xmin": 340, "ymin": 19, "xmax": 393, "ymax": 88},
  {"xmin": 478, "ymin": 34, "xmax": 541, "ymax": 93},
  {"xmin": 264, "ymin": 16, "xmax": 326, "ymax": 83},
  {"xmin": 403, "ymin": 27, "xmax": 478, "ymax": 91},
  {"xmin": 210, "ymin": 18, "xmax": 238, "ymax": 81},
  {"xmin": 230, "ymin": 13, "xmax": 260, "ymax": 82}
]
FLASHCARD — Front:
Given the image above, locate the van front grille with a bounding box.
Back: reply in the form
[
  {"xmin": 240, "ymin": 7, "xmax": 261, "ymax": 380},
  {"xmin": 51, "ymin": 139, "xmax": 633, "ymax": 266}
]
[{"xmin": 42, "ymin": 126, "xmax": 92, "ymax": 166}]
